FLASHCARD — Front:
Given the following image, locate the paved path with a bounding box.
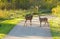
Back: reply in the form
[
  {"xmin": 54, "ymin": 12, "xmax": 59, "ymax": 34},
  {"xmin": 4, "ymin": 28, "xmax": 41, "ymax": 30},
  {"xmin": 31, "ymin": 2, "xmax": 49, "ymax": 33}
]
[{"xmin": 4, "ymin": 16, "xmax": 52, "ymax": 39}]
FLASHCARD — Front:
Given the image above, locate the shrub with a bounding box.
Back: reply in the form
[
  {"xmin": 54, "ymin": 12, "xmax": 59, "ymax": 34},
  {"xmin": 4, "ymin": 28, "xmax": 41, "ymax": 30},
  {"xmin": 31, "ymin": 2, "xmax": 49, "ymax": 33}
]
[{"xmin": 52, "ymin": 5, "xmax": 60, "ymax": 17}]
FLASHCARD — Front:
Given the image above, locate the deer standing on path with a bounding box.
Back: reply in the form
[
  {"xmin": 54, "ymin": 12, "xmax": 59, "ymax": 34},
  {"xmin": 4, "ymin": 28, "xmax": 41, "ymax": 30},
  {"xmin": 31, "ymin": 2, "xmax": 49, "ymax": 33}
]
[
  {"xmin": 39, "ymin": 15, "xmax": 49, "ymax": 27},
  {"xmin": 24, "ymin": 14, "xmax": 33, "ymax": 26}
]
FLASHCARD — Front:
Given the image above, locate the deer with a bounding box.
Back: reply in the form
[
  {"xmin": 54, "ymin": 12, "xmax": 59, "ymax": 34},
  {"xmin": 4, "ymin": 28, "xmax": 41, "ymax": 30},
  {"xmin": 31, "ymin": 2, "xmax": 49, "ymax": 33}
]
[
  {"xmin": 39, "ymin": 15, "xmax": 49, "ymax": 27},
  {"xmin": 24, "ymin": 14, "xmax": 33, "ymax": 26}
]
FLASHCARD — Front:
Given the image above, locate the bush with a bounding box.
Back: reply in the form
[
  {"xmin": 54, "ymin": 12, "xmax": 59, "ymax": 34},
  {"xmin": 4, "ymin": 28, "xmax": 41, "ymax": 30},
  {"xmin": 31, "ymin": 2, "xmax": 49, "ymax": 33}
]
[
  {"xmin": 0, "ymin": 10, "xmax": 15, "ymax": 20},
  {"xmin": 52, "ymin": 5, "xmax": 60, "ymax": 17},
  {"xmin": 0, "ymin": 10, "xmax": 27, "ymax": 20}
]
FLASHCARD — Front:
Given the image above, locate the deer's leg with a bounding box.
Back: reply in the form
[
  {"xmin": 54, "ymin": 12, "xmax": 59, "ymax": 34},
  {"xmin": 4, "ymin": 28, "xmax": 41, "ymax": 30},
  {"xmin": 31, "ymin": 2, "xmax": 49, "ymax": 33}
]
[
  {"xmin": 24, "ymin": 20, "xmax": 27, "ymax": 26},
  {"xmin": 40, "ymin": 21, "xmax": 41, "ymax": 27},
  {"xmin": 47, "ymin": 21, "xmax": 49, "ymax": 26},
  {"xmin": 30, "ymin": 20, "xmax": 32, "ymax": 25},
  {"xmin": 44, "ymin": 21, "xmax": 46, "ymax": 26},
  {"xmin": 45, "ymin": 21, "xmax": 49, "ymax": 27}
]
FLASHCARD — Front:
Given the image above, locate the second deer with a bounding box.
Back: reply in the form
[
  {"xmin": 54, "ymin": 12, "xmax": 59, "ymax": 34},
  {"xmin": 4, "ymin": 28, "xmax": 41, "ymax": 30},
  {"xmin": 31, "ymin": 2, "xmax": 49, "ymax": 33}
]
[{"xmin": 39, "ymin": 15, "xmax": 49, "ymax": 27}]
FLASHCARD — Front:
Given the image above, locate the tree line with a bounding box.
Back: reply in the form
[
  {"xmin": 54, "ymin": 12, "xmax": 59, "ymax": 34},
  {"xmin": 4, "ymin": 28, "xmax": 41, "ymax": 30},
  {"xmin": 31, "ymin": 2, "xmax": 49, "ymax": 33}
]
[{"xmin": 0, "ymin": 0, "xmax": 60, "ymax": 10}]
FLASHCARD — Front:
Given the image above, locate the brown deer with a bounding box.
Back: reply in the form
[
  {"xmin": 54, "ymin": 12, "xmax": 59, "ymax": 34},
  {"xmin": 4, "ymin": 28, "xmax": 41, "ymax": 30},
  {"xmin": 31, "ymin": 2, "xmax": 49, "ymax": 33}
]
[
  {"xmin": 24, "ymin": 14, "xmax": 33, "ymax": 26},
  {"xmin": 39, "ymin": 15, "xmax": 49, "ymax": 27}
]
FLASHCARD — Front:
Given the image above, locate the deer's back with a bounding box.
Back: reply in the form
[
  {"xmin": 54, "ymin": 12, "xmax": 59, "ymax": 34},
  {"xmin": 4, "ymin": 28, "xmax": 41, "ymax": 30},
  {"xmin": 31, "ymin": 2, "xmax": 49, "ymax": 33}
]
[{"xmin": 39, "ymin": 18, "xmax": 48, "ymax": 22}]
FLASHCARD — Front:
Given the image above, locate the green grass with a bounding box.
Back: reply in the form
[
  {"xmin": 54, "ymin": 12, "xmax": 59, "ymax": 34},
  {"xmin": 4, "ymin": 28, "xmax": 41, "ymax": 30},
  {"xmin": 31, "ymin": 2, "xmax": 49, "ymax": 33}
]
[
  {"xmin": 49, "ymin": 17, "xmax": 60, "ymax": 39},
  {"xmin": 0, "ymin": 18, "xmax": 24, "ymax": 39}
]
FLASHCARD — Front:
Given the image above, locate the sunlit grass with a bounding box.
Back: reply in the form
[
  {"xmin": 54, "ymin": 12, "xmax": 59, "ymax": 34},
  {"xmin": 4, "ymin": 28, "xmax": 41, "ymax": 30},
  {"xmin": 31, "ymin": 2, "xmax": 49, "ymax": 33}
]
[
  {"xmin": 0, "ymin": 18, "xmax": 24, "ymax": 39},
  {"xmin": 0, "ymin": 9, "xmax": 25, "ymax": 39},
  {"xmin": 49, "ymin": 17, "xmax": 60, "ymax": 39}
]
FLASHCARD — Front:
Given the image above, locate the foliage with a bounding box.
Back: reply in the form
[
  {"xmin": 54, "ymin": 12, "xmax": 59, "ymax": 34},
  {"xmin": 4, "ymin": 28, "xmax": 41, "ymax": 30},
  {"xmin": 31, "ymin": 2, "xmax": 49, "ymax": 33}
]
[
  {"xmin": 49, "ymin": 17, "xmax": 60, "ymax": 39},
  {"xmin": 0, "ymin": 10, "xmax": 27, "ymax": 20},
  {"xmin": 0, "ymin": 0, "xmax": 59, "ymax": 10},
  {"xmin": 52, "ymin": 5, "xmax": 60, "ymax": 17}
]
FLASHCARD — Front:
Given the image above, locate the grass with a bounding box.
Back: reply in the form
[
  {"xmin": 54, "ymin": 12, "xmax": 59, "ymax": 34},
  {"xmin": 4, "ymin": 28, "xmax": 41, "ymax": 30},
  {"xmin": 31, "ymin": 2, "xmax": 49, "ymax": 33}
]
[
  {"xmin": 0, "ymin": 9, "xmax": 26, "ymax": 39},
  {"xmin": 0, "ymin": 18, "xmax": 24, "ymax": 39},
  {"xmin": 49, "ymin": 17, "xmax": 60, "ymax": 39}
]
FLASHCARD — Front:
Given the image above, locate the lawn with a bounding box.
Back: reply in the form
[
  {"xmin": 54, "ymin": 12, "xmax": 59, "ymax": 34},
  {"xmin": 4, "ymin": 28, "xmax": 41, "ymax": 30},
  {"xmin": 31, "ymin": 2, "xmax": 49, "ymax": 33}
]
[
  {"xmin": 0, "ymin": 18, "xmax": 24, "ymax": 39},
  {"xmin": 49, "ymin": 17, "xmax": 60, "ymax": 39}
]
